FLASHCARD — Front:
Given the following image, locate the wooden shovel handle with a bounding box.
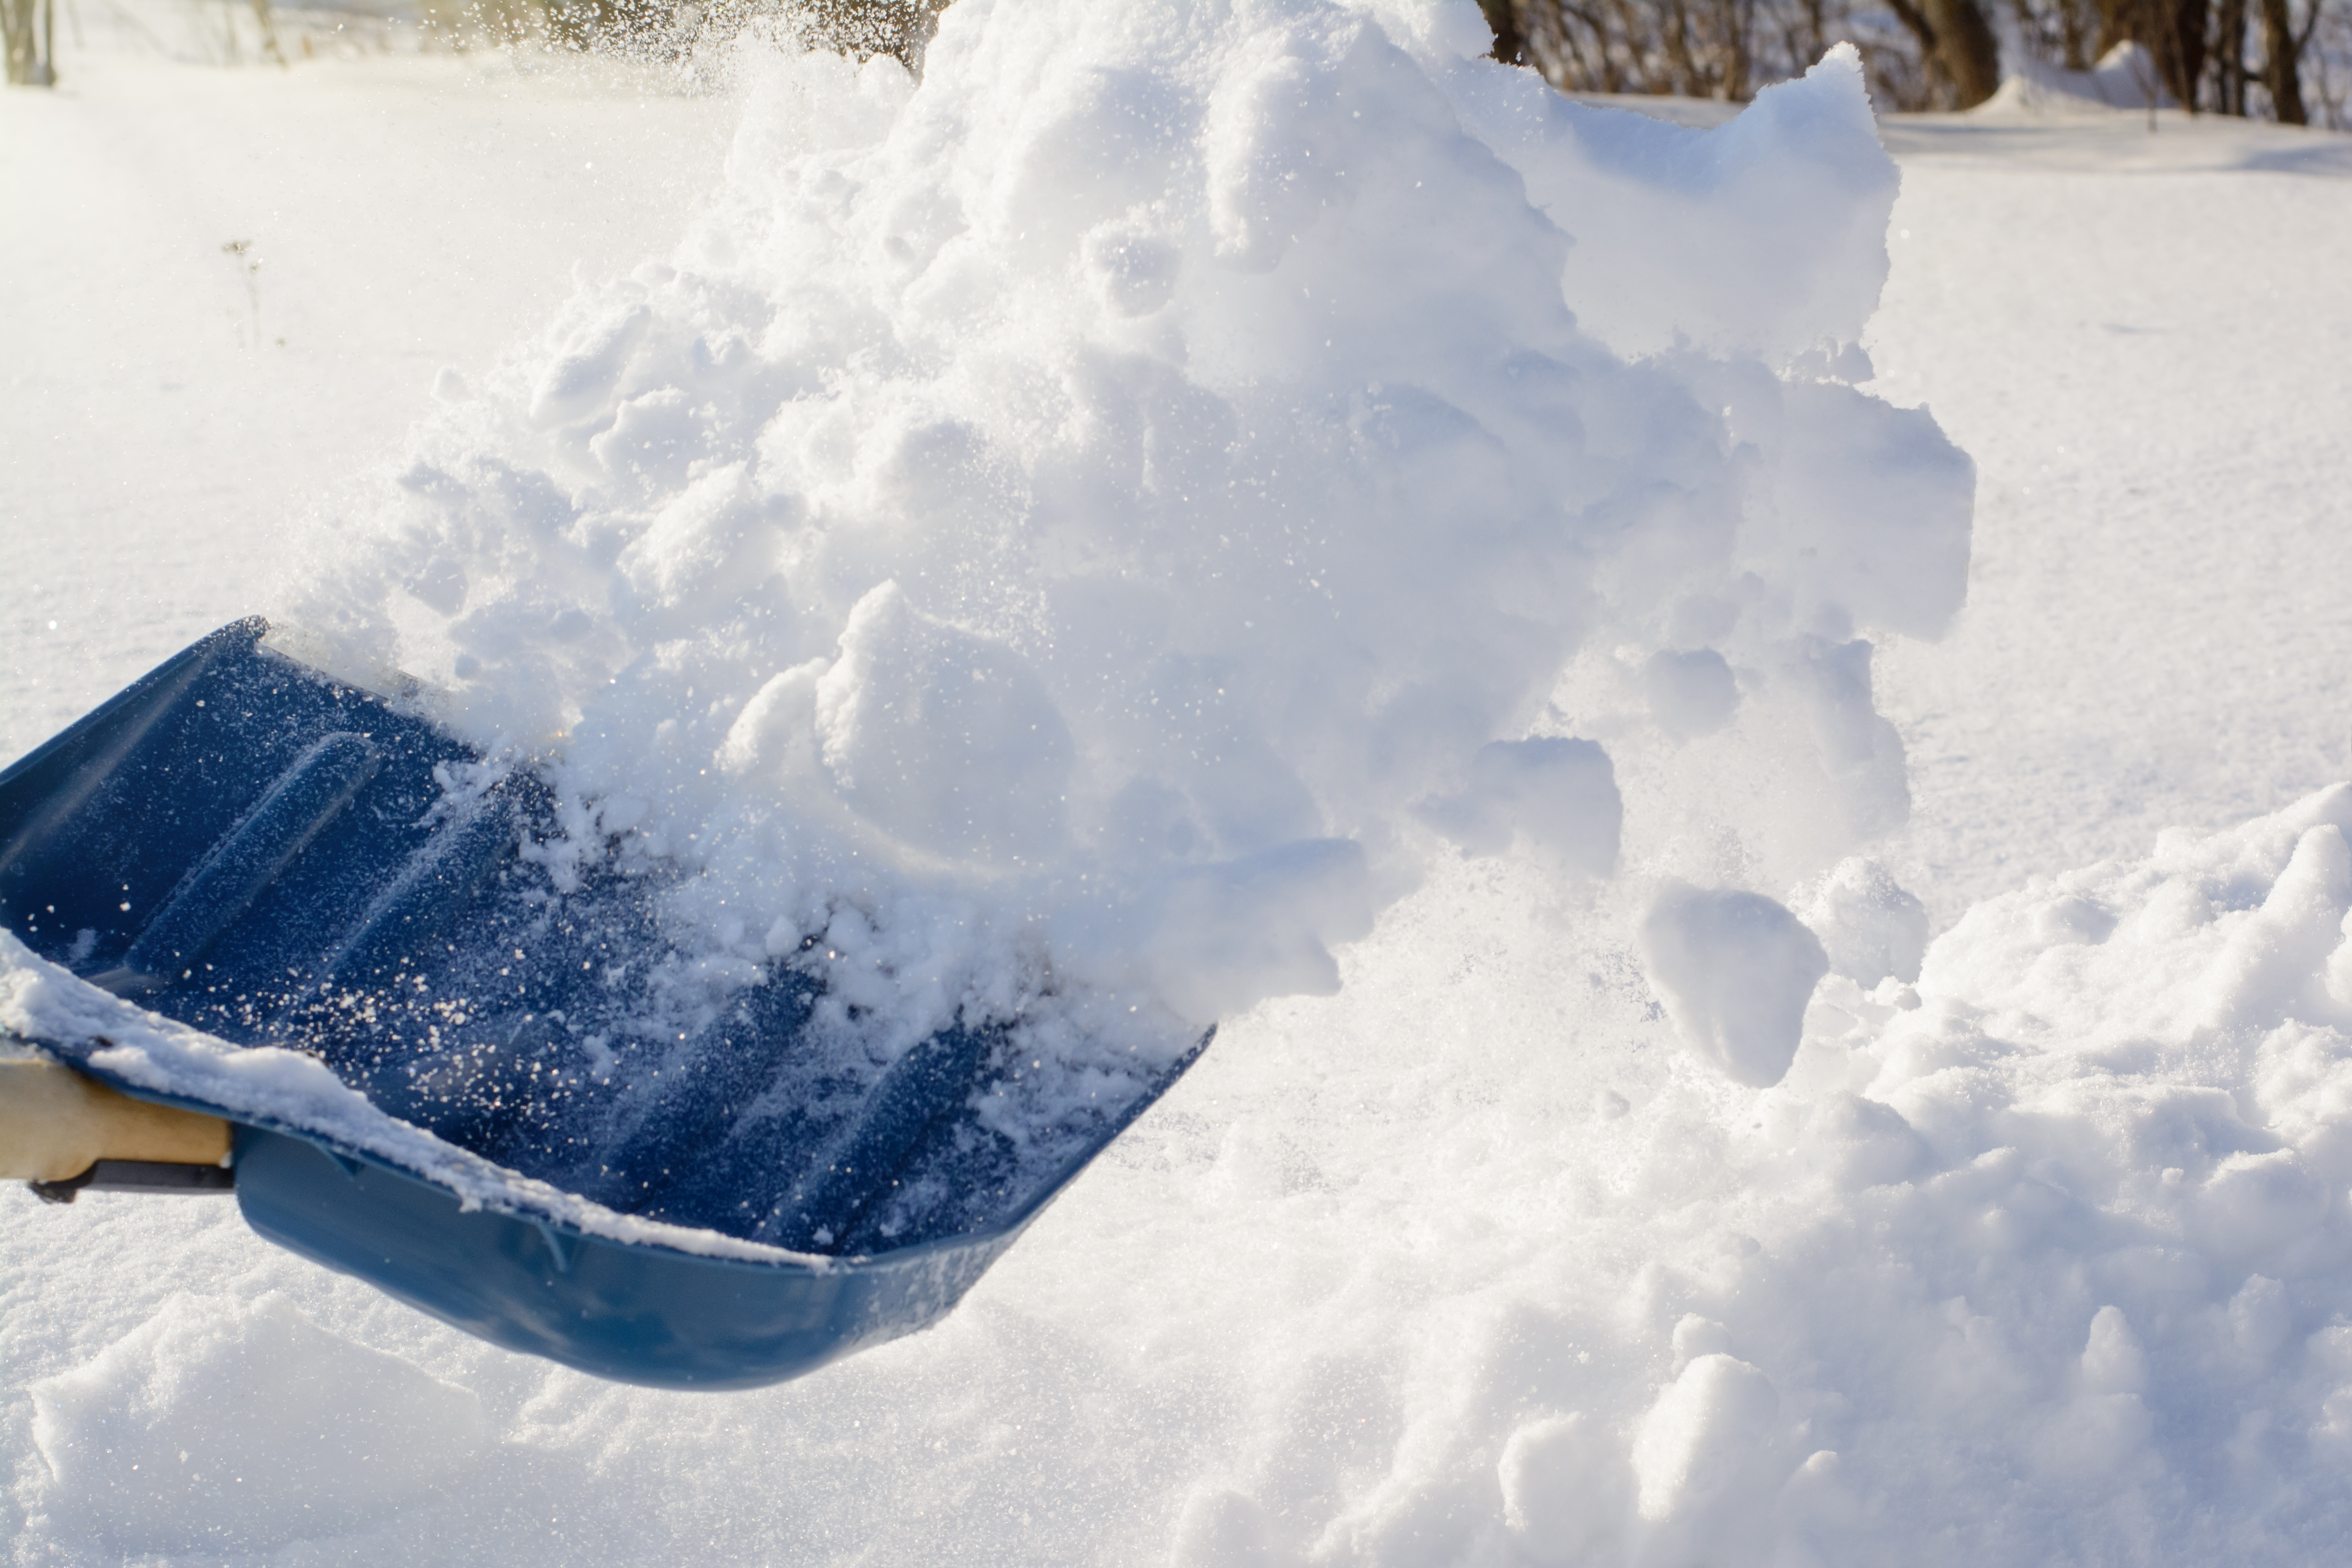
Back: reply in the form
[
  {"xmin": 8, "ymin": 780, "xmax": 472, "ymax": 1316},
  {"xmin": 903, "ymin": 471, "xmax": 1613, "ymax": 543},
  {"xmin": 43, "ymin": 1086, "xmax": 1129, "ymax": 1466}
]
[{"xmin": 0, "ymin": 1057, "xmax": 232, "ymax": 1182}]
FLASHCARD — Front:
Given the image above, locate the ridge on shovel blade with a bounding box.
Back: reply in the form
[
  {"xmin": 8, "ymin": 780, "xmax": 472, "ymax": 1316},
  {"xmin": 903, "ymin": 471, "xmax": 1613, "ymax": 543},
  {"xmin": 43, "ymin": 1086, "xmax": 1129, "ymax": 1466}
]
[{"xmin": 0, "ymin": 620, "xmax": 1209, "ymax": 1389}]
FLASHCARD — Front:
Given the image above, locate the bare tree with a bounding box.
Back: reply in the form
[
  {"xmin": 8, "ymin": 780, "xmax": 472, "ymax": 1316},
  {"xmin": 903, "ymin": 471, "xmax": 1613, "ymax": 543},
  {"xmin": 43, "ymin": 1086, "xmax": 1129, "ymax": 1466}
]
[
  {"xmin": 2211, "ymin": 0, "xmax": 2251, "ymax": 110},
  {"xmin": 1481, "ymin": 0, "xmax": 1532, "ymax": 61},
  {"xmin": 2258, "ymin": 0, "xmax": 2315, "ymax": 116},
  {"xmin": 1884, "ymin": 0, "xmax": 2004, "ymax": 105},
  {"xmin": 2008, "ymin": 0, "xmax": 2343, "ymax": 115},
  {"xmin": 2312, "ymin": 0, "xmax": 2351, "ymax": 121},
  {"xmin": 1493, "ymin": 0, "xmax": 1997, "ymax": 107},
  {"xmin": 546, "ymin": 0, "xmax": 942, "ymax": 64},
  {"xmin": 1490, "ymin": 0, "xmax": 2342, "ymax": 117},
  {"xmin": 3, "ymin": 0, "xmax": 57, "ymax": 85}
]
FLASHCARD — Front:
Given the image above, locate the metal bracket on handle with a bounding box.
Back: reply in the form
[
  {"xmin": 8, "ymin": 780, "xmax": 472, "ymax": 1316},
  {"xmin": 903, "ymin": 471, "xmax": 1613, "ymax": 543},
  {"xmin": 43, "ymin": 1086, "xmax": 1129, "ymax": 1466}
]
[{"xmin": 30, "ymin": 1158, "xmax": 237, "ymax": 1204}]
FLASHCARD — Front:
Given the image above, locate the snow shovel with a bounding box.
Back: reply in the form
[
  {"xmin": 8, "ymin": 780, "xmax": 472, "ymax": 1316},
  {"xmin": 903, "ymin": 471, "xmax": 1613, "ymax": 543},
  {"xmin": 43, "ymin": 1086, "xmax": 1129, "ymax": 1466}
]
[{"xmin": 0, "ymin": 620, "xmax": 1208, "ymax": 1390}]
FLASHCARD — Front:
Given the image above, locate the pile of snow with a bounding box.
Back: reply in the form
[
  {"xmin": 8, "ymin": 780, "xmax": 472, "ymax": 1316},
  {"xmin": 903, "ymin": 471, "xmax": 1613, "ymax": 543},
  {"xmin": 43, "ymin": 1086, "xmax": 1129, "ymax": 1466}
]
[
  {"xmin": 282, "ymin": 0, "xmax": 1970, "ymax": 1120},
  {"xmin": 28, "ymin": 788, "xmax": 2352, "ymax": 1560},
  {"xmin": 1119, "ymin": 782, "xmax": 2352, "ymax": 1562},
  {"xmin": 27, "ymin": 1293, "xmax": 490, "ymax": 1557},
  {"xmin": 1986, "ymin": 41, "xmax": 2176, "ymax": 115}
]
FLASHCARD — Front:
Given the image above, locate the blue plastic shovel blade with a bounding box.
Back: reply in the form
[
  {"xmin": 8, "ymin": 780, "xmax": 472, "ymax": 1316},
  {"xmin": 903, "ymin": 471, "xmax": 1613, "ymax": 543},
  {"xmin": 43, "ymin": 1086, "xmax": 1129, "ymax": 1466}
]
[{"xmin": 0, "ymin": 621, "xmax": 1207, "ymax": 1388}]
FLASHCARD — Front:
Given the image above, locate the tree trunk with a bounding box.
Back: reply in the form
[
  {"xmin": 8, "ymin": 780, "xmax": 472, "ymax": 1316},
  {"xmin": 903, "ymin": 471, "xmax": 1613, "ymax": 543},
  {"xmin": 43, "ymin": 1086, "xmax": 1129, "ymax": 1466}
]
[
  {"xmin": 1720, "ymin": 0, "xmax": 1752, "ymax": 98},
  {"xmin": 251, "ymin": 0, "xmax": 286, "ymax": 66},
  {"xmin": 2096, "ymin": 0, "xmax": 2132, "ymax": 54},
  {"xmin": 4, "ymin": 0, "xmax": 32, "ymax": 83},
  {"xmin": 2059, "ymin": 0, "xmax": 2093, "ymax": 69},
  {"xmin": 1884, "ymin": 0, "xmax": 1945, "ymax": 94},
  {"xmin": 2169, "ymin": 0, "xmax": 2209, "ymax": 106},
  {"xmin": 2213, "ymin": 0, "xmax": 2247, "ymax": 111},
  {"xmin": 6, "ymin": 0, "xmax": 57, "ymax": 84},
  {"xmin": 1480, "ymin": 0, "xmax": 1530, "ymax": 64},
  {"xmin": 1662, "ymin": 0, "xmax": 1702, "ymax": 94},
  {"xmin": 2260, "ymin": 0, "xmax": 2306, "ymax": 120},
  {"xmin": 1926, "ymin": 0, "xmax": 2001, "ymax": 104}
]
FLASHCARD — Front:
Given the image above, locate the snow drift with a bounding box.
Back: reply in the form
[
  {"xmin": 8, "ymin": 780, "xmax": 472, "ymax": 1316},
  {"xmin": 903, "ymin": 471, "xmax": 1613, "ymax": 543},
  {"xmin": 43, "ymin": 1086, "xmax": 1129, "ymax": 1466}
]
[{"xmin": 30, "ymin": 787, "xmax": 2352, "ymax": 1562}]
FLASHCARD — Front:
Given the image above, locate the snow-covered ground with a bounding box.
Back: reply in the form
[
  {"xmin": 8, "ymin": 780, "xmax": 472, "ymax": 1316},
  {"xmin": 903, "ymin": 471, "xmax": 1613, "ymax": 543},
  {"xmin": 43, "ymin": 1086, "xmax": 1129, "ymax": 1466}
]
[
  {"xmin": 1870, "ymin": 106, "xmax": 2352, "ymax": 919},
  {"xmin": 6, "ymin": 4, "xmax": 2352, "ymax": 1563},
  {"xmin": 0, "ymin": 28, "xmax": 736, "ymax": 761}
]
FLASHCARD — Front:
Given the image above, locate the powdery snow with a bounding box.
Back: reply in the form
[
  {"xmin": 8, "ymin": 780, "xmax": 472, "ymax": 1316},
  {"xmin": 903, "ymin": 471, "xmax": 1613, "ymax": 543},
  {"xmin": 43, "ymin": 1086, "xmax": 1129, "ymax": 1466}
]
[
  {"xmin": 1637, "ymin": 883, "xmax": 1829, "ymax": 1086},
  {"xmin": 5, "ymin": 0, "xmax": 2352, "ymax": 1562},
  {"xmin": 277, "ymin": 4, "xmax": 1967, "ymax": 1094}
]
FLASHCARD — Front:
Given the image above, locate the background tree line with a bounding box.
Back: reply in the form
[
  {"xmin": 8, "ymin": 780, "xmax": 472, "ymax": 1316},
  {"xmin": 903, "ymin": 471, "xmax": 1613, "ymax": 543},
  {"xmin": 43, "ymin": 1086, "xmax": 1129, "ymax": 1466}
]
[
  {"xmin": 1479, "ymin": 0, "xmax": 2345, "ymax": 120},
  {"xmin": 464, "ymin": 0, "xmax": 2352, "ymax": 125},
  {"xmin": 1, "ymin": 0, "xmax": 942, "ymax": 83},
  {"xmin": 9, "ymin": 0, "xmax": 2346, "ymax": 126}
]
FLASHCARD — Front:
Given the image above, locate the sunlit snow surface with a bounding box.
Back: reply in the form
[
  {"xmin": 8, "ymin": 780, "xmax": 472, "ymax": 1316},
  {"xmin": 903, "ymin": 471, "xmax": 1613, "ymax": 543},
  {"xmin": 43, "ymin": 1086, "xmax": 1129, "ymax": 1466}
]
[{"xmin": 7, "ymin": 0, "xmax": 2352, "ymax": 1562}]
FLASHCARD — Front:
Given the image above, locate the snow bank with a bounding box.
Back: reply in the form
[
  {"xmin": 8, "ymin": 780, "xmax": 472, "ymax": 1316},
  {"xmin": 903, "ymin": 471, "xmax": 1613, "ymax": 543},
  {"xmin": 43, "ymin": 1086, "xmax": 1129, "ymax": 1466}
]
[
  {"xmin": 281, "ymin": 0, "xmax": 1969, "ymax": 1104},
  {"xmin": 25, "ymin": 792, "xmax": 2352, "ymax": 1558},
  {"xmin": 1113, "ymin": 783, "xmax": 2352, "ymax": 1563},
  {"xmin": 28, "ymin": 1292, "xmax": 489, "ymax": 1556},
  {"xmin": 1986, "ymin": 41, "xmax": 2178, "ymax": 115}
]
